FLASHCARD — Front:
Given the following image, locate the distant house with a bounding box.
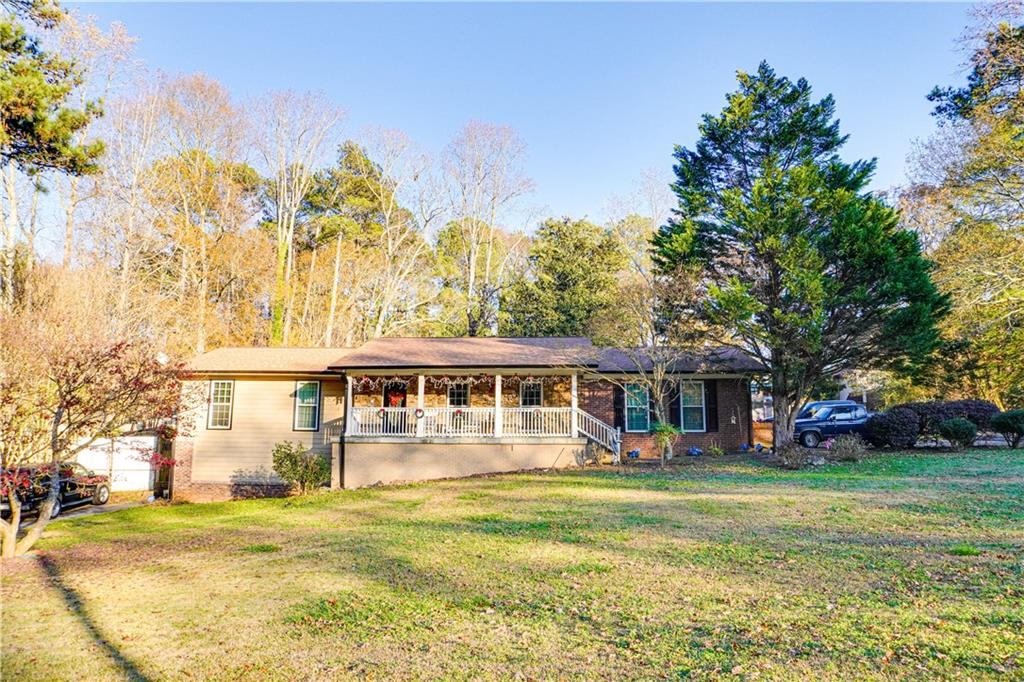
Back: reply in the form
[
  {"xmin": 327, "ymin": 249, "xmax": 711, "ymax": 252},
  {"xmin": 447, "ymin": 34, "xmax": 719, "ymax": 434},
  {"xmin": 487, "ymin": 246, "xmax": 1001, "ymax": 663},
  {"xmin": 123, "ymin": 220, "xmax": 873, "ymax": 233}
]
[{"xmin": 174, "ymin": 337, "xmax": 762, "ymax": 501}]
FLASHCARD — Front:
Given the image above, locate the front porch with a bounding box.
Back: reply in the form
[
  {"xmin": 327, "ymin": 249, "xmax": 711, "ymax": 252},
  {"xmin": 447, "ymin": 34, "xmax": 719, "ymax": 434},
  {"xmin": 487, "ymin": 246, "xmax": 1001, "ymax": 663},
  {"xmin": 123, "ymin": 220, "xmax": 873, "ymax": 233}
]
[{"xmin": 342, "ymin": 372, "xmax": 620, "ymax": 455}]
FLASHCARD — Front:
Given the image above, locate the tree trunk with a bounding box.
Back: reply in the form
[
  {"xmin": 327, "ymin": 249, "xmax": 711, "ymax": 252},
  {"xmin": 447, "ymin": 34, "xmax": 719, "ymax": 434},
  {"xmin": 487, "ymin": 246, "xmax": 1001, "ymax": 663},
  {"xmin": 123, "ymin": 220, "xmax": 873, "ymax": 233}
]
[
  {"xmin": 1, "ymin": 166, "xmax": 18, "ymax": 311},
  {"xmin": 270, "ymin": 236, "xmax": 289, "ymax": 345},
  {"xmin": 196, "ymin": 236, "xmax": 208, "ymax": 354},
  {"xmin": 324, "ymin": 233, "xmax": 343, "ymax": 346},
  {"xmin": 15, "ymin": 407, "xmax": 64, "ymax": 555},
  {"xmin": 0, "ymin": 494, "xmax": 22, "ymax": 558},
  {"xmin": 62, "ymin": 177, "xmax": 79, "ymax": 267},
  {"xmin": 772, "ymin": 392, "xmax": 798, "ymax": 452}
]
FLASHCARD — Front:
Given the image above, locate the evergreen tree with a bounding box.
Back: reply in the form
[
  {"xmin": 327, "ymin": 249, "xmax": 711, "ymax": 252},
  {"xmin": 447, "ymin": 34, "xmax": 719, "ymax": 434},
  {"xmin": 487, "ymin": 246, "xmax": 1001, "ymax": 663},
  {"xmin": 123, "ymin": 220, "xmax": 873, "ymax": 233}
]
[
  {"xmin": 1, "ymin": 0, "xmax": 103, "ymax": 173},
  {"xmin": 652, "ymin": 63, "xmax": 947, "ymax": 449},
  {"xmin": 500, "ymin": 217, "xmax": 625, "ymax": 337}
]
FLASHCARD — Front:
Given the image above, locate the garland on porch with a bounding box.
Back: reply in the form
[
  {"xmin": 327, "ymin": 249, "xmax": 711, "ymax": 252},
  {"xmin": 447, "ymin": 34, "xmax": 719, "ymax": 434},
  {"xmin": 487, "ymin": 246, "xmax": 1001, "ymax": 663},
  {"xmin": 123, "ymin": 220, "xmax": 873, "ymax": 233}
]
[
  {"xmin": 355, "ymin": 374, "xmax": 566, "ymax": 390},
  {"xmin": 355, "ymin": 376, "xmax": 410, "ymax": 390}
]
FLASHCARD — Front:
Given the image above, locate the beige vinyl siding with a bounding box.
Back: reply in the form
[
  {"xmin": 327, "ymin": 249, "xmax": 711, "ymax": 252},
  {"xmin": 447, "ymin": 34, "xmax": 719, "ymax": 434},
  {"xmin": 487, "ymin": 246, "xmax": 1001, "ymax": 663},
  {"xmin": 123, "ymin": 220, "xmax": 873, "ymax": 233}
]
[{"xmin": 186, "ymin": 376, "xmax": 344, "ymax": 484}]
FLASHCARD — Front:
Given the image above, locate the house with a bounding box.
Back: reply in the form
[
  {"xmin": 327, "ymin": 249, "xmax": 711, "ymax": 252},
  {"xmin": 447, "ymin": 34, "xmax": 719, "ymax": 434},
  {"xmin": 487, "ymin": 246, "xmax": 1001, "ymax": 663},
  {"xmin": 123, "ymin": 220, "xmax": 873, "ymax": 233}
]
[{"xmin": 173, "ymin": 337, "xmax": 762, "ymax": 501}]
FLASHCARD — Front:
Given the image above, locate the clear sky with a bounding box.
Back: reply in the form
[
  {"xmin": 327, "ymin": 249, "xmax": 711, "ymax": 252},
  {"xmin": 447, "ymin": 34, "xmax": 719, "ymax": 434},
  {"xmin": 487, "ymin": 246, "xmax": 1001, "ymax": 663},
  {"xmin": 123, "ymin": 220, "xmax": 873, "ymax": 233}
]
[{"xmin": 69, "ymin": 1, "xmax": 972, "ymax": 229}]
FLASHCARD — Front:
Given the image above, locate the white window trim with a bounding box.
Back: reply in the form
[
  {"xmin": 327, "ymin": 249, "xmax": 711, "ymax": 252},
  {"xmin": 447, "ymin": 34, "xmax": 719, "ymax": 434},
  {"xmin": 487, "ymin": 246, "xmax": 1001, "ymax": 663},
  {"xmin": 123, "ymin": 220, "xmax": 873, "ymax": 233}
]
[
  {"xmin": 624, "ymin": 382, "xmax": 650, "ymax": 433},
  {"xmin": 519, "ymin": 380, "xmax": 543, "ymax": 407},
  {"xmin": 207, "ymin": 379, "xmax": 234, "ymax": 430},
  {"xmin": 293, "ymin": 380, "xmax": 321, "ymax": 432},
  {"xmin": 679, "ymin": 380, "xmax": 706, "ymax": 432},
  {"xmin": 447, "ymin": 381, "xmax": 471, "ymax": 408}
]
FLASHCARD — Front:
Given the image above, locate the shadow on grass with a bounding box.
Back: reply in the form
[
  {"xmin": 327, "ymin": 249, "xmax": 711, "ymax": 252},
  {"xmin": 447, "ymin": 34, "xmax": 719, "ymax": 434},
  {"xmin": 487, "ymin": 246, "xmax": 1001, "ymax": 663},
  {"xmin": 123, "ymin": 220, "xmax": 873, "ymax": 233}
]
[{"xmin": 37, "ymin": 554, "xmax": 151, "ymax": 682}]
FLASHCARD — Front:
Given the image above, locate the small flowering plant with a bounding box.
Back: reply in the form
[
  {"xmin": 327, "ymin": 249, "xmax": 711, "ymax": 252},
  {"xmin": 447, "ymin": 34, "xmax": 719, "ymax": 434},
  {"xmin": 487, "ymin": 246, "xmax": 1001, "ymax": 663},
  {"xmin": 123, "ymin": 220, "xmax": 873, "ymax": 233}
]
[{"xmin": 822, "ymin": 437, "xmax": 836, "ymax": 450}]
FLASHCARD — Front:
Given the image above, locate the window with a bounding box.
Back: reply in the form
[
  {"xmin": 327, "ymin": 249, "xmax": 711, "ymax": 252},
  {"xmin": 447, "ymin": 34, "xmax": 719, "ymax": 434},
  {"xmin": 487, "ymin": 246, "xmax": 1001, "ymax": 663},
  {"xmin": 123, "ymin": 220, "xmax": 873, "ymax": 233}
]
[
  {"xmin": 625, "ymin": 383, "xmax": 649, "ymax": 432},
  {"xmin": 520, "ymin": 380, "xmax": 542, "ymax": 407},
  {"xmin": 294, "ymin": 380, "xmax": 321, "ymax": 431},
  {"xmin": 830, "ymin": 407, "xmax": 853, "ymax": 422},
  {"xmin": 680, "ymin": 381, "xmax": 706, "ymax": 432},
  {"xmin": 208, "ymin": 380, "xmax": 234, "ymax": 429},
  {"xmin": 448, "ymin": 382, "xmax": 470, "ymax": 407},
  {"xmin": 854, "ymin": 406, "xmax": 868, "ymax": 420}
]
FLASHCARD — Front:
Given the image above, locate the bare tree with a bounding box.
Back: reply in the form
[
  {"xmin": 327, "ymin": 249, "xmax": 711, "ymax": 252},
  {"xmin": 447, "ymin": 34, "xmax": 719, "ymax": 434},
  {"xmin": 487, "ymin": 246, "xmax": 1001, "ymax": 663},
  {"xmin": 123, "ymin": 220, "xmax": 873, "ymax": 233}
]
[
  {"xmin": 441, "ymin": 121, "xmax": 533, "ymax": 335},
  {"xmin": 52, "ymin": 13, "xmax": 137, "ymax": 266},
  {"xmin": 253, "ymin": 91, "xmax": 343, "ymax": 346}
]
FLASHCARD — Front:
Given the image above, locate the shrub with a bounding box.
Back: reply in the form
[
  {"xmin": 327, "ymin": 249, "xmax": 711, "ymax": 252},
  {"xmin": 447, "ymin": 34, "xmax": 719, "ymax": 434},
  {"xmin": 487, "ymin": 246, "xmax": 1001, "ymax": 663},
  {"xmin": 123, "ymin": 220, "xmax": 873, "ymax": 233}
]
[
  {"xmin": 706, "ymin": 439, "xmax": 727, "ymax": 457},
  {"xmin": 652, "ymin": 421, "xmax": 681, "ymax": 460},
  {"xmin": 864, "ymin": 408, "xmax": 920, "ymax": 448},
  {"xmin": 776, "ymin": 442, "xmax": 813, "ymax": 469},
  {"xmin": 947, "ymin": 400, "xmax": 1000, "ymax": 430},
  {"xmin": 894, "ymin": 399, "xmax": 1000, "ymax": 437},
  {"xmin": 893, "ymin": 401, "xmax": 958, "ymax": 439},
  {"xmin": 991, "ymin": 409, "xmax": 1024, "ymax": 448},
  {"xmin": 827, "ymin": 434, "xmax": 868, "ymax": 462},
  {"xmin": 938, "ymin": 418, "xmax": 977, "ymax": 449},
  {"xmin": 271, "ymin": 441, "xmax": 330, "ymax": 495}
]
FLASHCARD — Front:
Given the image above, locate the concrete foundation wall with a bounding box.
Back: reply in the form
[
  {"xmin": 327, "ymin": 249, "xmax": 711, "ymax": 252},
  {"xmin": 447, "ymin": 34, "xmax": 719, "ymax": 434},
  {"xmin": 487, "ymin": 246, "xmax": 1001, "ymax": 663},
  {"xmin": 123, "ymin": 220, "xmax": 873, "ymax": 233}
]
[{"xmin": 342, "ymin": 438, "xmax": 586, "ymax": 489}]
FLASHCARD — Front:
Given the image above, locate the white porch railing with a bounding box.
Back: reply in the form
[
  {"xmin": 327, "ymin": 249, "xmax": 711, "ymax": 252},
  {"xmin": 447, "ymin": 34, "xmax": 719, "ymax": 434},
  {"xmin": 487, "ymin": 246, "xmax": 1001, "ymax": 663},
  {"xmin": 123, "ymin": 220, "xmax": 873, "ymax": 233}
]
[
  {"xmin": 346, "ymin": 405, "xmax": 621, "ymax": 459},
  {"xmin": 423, "ymin": 408, "xmax": 495, "ymax": 438},
  {"xmin": 502, "ymin": 407, "xmax": 573, "ymax": 436}
]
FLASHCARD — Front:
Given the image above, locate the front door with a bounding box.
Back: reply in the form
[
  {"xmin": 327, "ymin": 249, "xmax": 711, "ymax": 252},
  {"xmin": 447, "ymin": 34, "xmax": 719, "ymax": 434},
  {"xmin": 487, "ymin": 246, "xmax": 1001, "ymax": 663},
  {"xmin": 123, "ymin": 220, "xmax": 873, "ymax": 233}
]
[{"xmin": 383, "ymin": 383, "xmax": 408, "ymax": 408}]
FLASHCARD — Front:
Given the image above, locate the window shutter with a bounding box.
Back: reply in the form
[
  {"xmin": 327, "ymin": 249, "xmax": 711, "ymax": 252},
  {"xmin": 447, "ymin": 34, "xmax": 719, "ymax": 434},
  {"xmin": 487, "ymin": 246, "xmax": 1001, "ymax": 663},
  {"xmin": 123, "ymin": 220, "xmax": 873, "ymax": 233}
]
[
  {"xmin": 649, "ymin": 389, "xmax": 658, "ymax": 425},
  {"xmin": 668, "ymin": 386, "xmax": 681, "ymax": 428},
  {"xmin": 613, "ymin": 384, "xmax": 624, "ymax": 429},
  {"xmin": 705, "ymin": 380, "xmax": 719, "ymax": 432}
]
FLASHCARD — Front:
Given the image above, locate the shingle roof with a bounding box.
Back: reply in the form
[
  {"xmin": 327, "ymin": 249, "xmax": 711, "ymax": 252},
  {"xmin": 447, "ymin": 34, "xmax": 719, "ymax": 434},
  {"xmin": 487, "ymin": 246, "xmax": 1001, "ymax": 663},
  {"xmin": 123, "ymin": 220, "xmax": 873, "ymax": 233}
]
[
  {"xmin": 594, "ymin": 347, "xmax": 765, "ymax": 373},
  {"xmin": 186, "ymin": 347, "xmax": 351, "ymax": 374},
  {"xmin": 185, "ymin": 340, "xmax": 764, "ymax": 375},
  {"xmin": 328, "ymin": 337, "xmax": 596, "ymax": 370}
]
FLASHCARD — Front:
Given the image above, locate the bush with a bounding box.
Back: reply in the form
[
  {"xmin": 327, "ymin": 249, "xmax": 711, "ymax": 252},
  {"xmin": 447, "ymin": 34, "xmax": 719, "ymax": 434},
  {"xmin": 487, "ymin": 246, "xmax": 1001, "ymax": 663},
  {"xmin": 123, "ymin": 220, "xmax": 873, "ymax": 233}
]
[
  {"xmin": 938, "ymin": 418, "xmax": 977, "ymax": 449},
  {"xmin": 826, "ymin": 434, "xmax": 868, "ymax": 462},
  {"xmin": 864, "ymin": 408, "xmax": 920, "ymax": 448},
  {"xmin": 948, "ymin": 400, "xmax": 1000, "ymax": 430},
  {"xmin": 271, "ymin": 441, "xmax": 329, "ymax": 495},
  {"xmin": 991, "ymin": 409, "xmax": 1024, "ymax": 448},
  {"xmin": 706, "ymin": 438, "xmax": 727, "ymax": 457},
  {"xmin": 893, "ymin": 399, "xmax": 1000, "ymax": 437},
  {"xmin": 651, "ymin": 421, "xmax": 680, "ymax": 460},
  {"xmin": 893, "ymin": 401, "xmax": 958, "ymax": 439},
  {"xmin": 775, "ymin": 443, "xmax": 816, "ymax": 470}
]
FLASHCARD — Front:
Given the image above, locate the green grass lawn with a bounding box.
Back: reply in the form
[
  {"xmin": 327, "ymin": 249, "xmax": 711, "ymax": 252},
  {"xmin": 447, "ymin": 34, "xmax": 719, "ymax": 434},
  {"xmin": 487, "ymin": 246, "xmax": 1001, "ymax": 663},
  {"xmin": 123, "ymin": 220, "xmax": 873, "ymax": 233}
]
[{"xmin": 3, "ymin": 450, "xmax": 1022, "ymax": 680}]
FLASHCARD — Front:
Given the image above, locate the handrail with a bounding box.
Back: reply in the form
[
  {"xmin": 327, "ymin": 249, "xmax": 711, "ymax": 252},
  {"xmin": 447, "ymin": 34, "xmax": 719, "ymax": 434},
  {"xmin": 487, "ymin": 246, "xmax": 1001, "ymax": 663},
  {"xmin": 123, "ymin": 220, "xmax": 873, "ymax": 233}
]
[{"xmin": 575, "ymin": 408, "xmax": 621, "ymax": 462}]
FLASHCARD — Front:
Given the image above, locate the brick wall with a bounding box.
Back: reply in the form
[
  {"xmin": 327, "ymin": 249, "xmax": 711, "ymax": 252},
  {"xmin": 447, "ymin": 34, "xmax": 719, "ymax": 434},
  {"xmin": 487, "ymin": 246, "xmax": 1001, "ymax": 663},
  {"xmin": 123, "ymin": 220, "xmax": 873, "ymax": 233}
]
[
  {"xmin": 581, "ymin": 377, "xmax": 752, "ymax": 458},
  {"xmin": 171, "ymin": 437, "xmax": 288, "ymax": 502}
]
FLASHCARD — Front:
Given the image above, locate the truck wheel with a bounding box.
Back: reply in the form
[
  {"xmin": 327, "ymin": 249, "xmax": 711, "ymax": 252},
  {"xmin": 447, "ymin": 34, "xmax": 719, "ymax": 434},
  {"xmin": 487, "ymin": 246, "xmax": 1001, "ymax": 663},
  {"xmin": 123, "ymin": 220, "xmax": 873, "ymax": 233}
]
[
  {"xmin": 92, "ymin": 485, "xmax": 110, "ymax": 506},
  {"xmin": 800, "ymin": 431, "xmax": 821, "ymax": 448}
]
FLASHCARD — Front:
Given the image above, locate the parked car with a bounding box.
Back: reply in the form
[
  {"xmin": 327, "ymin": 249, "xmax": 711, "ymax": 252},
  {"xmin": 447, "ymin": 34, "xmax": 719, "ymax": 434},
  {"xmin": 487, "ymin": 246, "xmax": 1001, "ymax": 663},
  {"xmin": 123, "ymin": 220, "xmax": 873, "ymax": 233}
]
[
  {"xmin": 0, "ymin": 463, "xmax": 110, "ymax": 520},
  {"xmin": 793, "ymin": 403, "xmax": 870, "ymax": 448},
  {"xmin": 759, "ymin": 400, "xmax": 862, "ymax": 423}
]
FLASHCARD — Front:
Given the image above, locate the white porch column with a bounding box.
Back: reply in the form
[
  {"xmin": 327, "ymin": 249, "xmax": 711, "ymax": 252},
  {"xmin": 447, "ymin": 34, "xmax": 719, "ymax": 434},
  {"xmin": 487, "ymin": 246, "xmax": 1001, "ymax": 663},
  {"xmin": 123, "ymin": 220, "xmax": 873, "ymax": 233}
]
[
  {"xmin": 570, "ymin": 372, "xmax": 579, "ymax": 437},
  {"xmin": 494, "ymin": 374, "xmax": 503, "ymax": 438},
  {"xmin": 416, "ymin": 374, "xmax": 426, "ymax": 437},
  {"xmin": 344, "ymin": 374, "xmax": 354, "ymax": 436}
]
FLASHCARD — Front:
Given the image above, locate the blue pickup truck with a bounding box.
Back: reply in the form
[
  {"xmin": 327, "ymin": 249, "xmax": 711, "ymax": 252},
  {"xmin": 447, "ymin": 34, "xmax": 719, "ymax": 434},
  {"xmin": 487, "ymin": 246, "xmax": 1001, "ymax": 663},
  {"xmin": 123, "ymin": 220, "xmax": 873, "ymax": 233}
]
[{"xmin": 793, "ymin": 401, "xmax": 870, "ymax": 448}]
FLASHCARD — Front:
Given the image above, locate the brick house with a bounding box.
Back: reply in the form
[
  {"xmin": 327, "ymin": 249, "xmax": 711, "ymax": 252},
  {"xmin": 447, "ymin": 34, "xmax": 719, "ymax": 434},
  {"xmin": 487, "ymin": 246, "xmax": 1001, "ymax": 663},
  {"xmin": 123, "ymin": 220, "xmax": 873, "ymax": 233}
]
[{"xmin": 173, "ymin": 337, "xmax": 762, "ymax": 501}]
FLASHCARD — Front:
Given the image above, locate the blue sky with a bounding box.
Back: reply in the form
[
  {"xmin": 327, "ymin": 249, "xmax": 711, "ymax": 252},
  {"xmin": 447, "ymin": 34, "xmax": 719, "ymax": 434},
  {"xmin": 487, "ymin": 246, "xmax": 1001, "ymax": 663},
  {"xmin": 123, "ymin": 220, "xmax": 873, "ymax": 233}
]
[{"xmin": 71, "ymin": 2, "xmax": 972, "ymax": 228}]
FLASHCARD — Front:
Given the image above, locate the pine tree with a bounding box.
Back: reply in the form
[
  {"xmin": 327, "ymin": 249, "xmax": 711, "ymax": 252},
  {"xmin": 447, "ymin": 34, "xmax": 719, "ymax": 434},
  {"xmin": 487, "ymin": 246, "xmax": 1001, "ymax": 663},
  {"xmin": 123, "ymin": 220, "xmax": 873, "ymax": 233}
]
[{"xmin": 653, "ymin": 62, "xmax": 947, "ymax": 449}]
